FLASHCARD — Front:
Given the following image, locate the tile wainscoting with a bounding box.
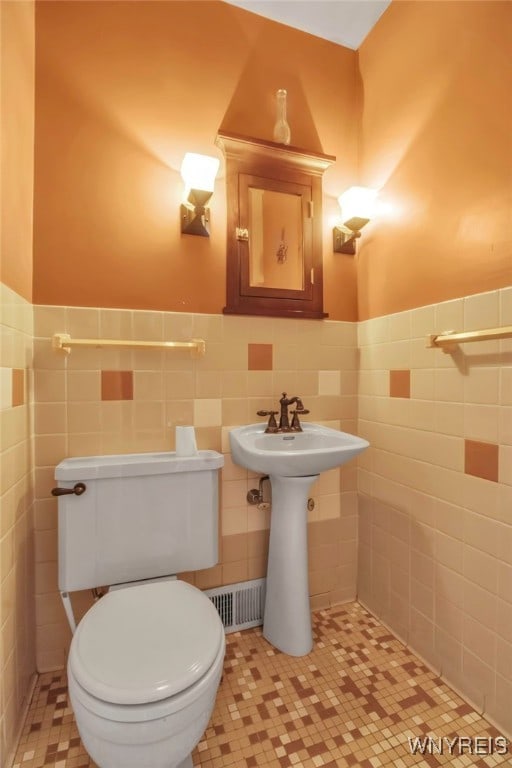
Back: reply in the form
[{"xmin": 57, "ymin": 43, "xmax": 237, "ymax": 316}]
[
  {"xmin": 358, "ymin": 287, "xmax": 512, "ymax": 737},
  {"xmin": 32, "ymin": 307, "xmax": 359, "ymax": 671},
  {"xmin": 0, "ymin": 283, "xmax": 36, "ymax": 764}
]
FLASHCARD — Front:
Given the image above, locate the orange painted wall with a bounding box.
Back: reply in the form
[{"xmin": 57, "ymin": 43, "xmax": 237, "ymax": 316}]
[
  {"xmin": 1, "ymin": 0, "xmax": 35, "ymax": 301},
  {"xmin": 357, "ymin": 1, "xmax": 512, "ymax": 320},
  {"xmin": 33, "ymin": 1, "xmax": 359, "ymax": 320}
]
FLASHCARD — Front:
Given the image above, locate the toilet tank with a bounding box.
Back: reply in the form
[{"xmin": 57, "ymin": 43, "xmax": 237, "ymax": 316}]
[{"xmin": 55, "ymin": 451, "xmax": 224, "ymax": 592}]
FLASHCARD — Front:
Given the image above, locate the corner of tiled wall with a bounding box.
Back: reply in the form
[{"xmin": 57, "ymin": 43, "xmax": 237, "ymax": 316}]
[{"xmin": 0, "ymin": 282, "xmax": 36, "ymax": 764}]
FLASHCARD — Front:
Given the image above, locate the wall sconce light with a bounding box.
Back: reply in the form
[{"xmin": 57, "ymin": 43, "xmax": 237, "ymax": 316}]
[
  {"xmin": 333, "ymin": 186, "xmax": 378, "ymax": 254},
  {"xmin": 180, "ymin": 152, "xmax": 220, "ymax": 237}
]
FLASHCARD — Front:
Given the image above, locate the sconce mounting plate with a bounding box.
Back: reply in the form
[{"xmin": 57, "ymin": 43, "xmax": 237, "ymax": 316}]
[
  {"xmin": 333, "ymin": 226, "xmax": 359, "ymax": 255},
  {"xmin": 180, "ymin": 188, "xmax": 213, "ymax": 237}
]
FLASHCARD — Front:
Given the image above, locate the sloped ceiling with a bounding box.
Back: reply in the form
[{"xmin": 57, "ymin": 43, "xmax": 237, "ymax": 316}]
[{"xmin": 223, "ymin": 0, "xmax": 391, "ymax": 50}]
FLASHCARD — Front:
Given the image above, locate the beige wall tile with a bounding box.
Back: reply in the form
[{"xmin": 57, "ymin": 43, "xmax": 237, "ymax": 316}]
[
  {"xmin": 222, "ymin": 398, "xmax": 250, "ymax": 427},
  {"xmin": 195, "ymin": 370, "xmax": 222, "ymax": 398},
  {"xmin": 66, "ymin": 307, "xmax": 100, "ymax": 339},
  {"xmin": 34, "ymin": 435, "xmax": 67, "ymax": 467},
  {"xmin": 33, "ymin": 369, "xmax": 66, "ymax": 402},
  {"xmin": 34, "ymin": 403, "xmax": 66, "ymax": 435},
  {"xmin": 165, "ymin": 371, "xmax": 195, "ymax": 399},
  {"xmin": 222, "ymin": 479, "xmax": 249, "ymax": 510},
  {"xmin": 133, "ymin": 370, "xmax": 164, "ymax": 401},
  {"xmin": 34, "ymin": 304, "xmax": 67, "ymax": 338},
  {"xmin": 247, "ymin": 371, "xmax": 273, "ymax": 398},
  {"xmin": 99, "ymin": 308, "xmax": 133, "ymax": 339},
  {"xmin": 464, "ymin": 290, "xmax": 499, "ymax": 332},
  {"xmin": 67, "ymin": 402, "xmax": 102, "ymax": 434},
  {"xmin": 465, "ymin": 369, "xmax": 500, "ymax": 405},
  {"xmin": 435, "ymin": 298, "xmax": 464, "ymax": 334},
  {"xmin": 247, "ymin": 504, "xmax": 270, "ymax": 532},
  {"xmin": 193, "ymin": 397, "xmax": 222, "ymax": 427}
]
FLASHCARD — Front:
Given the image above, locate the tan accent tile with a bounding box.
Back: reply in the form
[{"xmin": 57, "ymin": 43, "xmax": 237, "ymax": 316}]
[
  {"xmin": 464, "ymin": 438, "xmax": 499, "ymax": 482},
  {"xmin": 11, "ymin": 368, "xmax": 24, "ymax": 406},
  {"xmin": 221, "ymin": 533, "xmax": 248, "ymax": 563},
  {"xmin": 222, "ymin": 560, "xmax": 248, "ymax": 585},
  {"xmin": 248, "ymin": 529, "xmax": 269, "ymax": 558},
  {"xmin": 194, "ymin": 564, "xmax": 222, "ymax": 590},
  {"xmin": 101, "ymin": 370, "xmax": 133, "ymax": 401},
  {"xmin": 177, "ymin": 571, "xmax": 196, "ymax": 586},
  {"xmin": 389, "ymin": 369, "xmax": 410, "ymax": 398},
  {"xmin": 247, "ymin": 343, "xmax": 273, "ymax": 371},
  {"xmin": 247, "ymin": 555, "xmax": 267, "ymax": 580}
]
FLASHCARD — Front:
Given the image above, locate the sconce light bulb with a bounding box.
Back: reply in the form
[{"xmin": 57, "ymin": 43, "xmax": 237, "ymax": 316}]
[
  {"xmin": 338, "ymin": 186, "xmax": 378, "ymax": 225},
  {"xmin": 180, "ymin": 153, "xmax": 220, "ymax": 193}
]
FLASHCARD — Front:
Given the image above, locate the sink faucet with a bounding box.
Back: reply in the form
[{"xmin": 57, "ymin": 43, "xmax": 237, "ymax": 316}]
[
  {"xmin": 258, "ymin": 392, "xmax": 310, "ymax": 433},
  {"xmin": 279, "ymin": 393, "xmax": 302, "ymax": 430}
]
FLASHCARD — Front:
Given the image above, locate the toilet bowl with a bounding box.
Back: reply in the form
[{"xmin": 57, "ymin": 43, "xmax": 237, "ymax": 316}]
[{"xmin": 67, "ymin": 580, "xmax": 225, "ymax": 768}]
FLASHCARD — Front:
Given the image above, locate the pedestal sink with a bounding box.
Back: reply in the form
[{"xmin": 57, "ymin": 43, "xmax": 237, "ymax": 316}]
[{"xmin": 229, "ymin": 423, "xmax": 369, "ymax": 656}]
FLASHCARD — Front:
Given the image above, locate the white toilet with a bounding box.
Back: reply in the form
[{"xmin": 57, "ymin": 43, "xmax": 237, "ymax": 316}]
[{"xmin": 54, "ymin": 450, "xmax": 225, "ymax": 768}]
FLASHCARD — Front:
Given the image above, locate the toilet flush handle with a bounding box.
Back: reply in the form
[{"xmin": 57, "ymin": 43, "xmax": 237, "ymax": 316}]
[{"xmin": 51, "ymin": 482, "xmax": 86, "ymax": 496}]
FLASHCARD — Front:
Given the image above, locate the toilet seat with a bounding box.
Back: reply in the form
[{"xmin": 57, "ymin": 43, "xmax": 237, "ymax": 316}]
[{"xmin": 69, "ymin": 580, "xmax": 224, "ymax": 707}]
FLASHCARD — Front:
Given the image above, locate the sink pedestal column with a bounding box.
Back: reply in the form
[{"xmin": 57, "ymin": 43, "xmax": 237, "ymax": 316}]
[{"xmin": 263, "ymin": 473, "xmax": 319, "ymax": 656}]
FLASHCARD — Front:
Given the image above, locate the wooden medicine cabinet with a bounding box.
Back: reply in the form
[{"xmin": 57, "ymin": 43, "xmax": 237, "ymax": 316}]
[{"xmin": 216, "ymin": 132, "xmax": 335, "ymax": 319}]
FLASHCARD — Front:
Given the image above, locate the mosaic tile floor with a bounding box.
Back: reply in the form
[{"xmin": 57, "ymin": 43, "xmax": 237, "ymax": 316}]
[{"xmin": 13, "ymin": 602, "xmax": 511, "ymax": 768}]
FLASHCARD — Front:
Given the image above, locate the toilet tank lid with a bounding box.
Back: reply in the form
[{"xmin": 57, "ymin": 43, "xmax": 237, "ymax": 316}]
[{"xmin": 55, "ymin": 450, "xmax": 223, "ymax": 481}]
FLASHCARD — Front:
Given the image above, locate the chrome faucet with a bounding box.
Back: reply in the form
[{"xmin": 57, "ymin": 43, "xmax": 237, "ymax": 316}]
[{"xmin": 257, "ymin": 392, "xmax": 310, "ymax": 433}]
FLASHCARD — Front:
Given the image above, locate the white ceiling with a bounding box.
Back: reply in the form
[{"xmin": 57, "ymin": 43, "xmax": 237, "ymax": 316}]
[{"xmin": 223, "ymin": 0, "xmax": 391, "ymax": 50}]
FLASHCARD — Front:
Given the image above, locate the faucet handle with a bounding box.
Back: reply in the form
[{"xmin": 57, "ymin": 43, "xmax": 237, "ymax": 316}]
[
  {"xmin": 257, "ymin": 410, "xmax": 279, "ymax": 433},
  {"xmin": 290, "ymin": 407, "xmax": 309, "ymax": 431}
]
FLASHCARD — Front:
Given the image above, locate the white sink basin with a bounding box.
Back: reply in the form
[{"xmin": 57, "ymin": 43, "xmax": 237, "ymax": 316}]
[{"xmin": 230, "ymin": 422, "xmax": 369, "ymax": 477}]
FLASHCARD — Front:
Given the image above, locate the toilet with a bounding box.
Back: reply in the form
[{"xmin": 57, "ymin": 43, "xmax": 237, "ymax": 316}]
[{"xmin": 54, "ymin": 450, "xmax": 225, "ymax": 768}]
